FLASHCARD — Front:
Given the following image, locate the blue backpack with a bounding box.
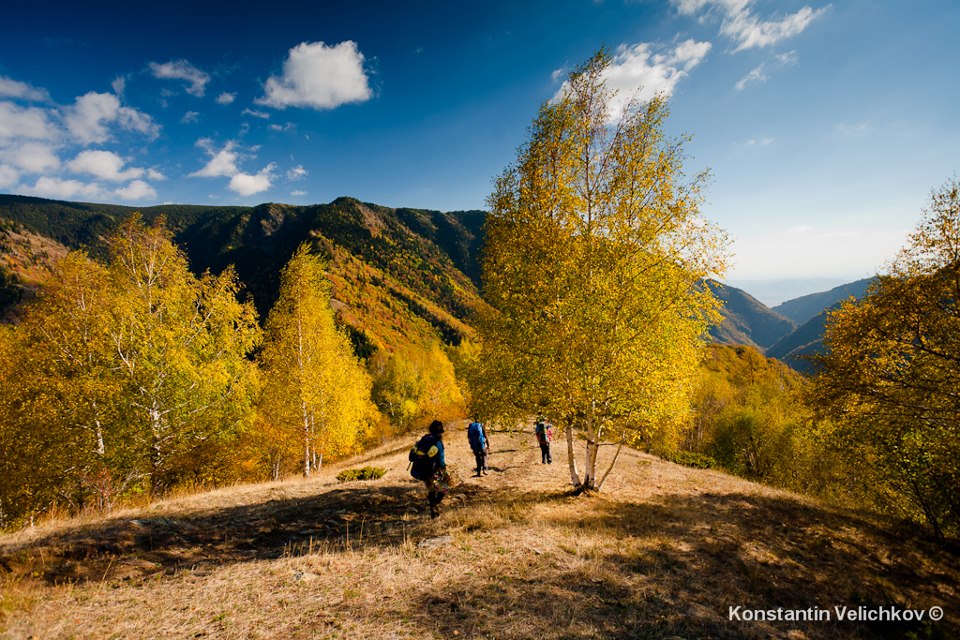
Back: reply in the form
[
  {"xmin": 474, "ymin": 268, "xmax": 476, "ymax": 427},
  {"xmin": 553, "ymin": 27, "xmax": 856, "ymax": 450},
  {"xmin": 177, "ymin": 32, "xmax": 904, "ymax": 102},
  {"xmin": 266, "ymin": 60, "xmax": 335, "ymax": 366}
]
[{"xmin": 467, "ymin": 422, "xmax": 485, "ymax": 451}]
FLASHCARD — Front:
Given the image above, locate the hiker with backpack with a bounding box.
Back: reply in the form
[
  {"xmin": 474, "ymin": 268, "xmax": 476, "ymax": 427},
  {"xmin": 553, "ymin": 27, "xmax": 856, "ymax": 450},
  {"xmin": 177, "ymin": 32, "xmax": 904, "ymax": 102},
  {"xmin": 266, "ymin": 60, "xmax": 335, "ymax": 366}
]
[
  {"xmin": 408, "ymin": 419, "xmax": 449, "ymax": 518},
  {"xmin": 467, "ymin": 419, "xmax": 490, "ymax": 477},
  {"xmin": 535, "ymin": 417, "xmax": 553, "ymax": 464}
]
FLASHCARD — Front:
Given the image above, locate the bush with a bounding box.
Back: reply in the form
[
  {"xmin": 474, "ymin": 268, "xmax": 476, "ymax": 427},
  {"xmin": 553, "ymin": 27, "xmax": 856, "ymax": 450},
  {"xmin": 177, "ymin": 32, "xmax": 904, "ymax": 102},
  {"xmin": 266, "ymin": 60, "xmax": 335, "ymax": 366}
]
[
  {"xmin": 336, "ymin": 466, "xmax": 387, "ymax": 483},
  {"xmin": 665, "ymin": 450, "xmax": 718, "ymax": 469}
]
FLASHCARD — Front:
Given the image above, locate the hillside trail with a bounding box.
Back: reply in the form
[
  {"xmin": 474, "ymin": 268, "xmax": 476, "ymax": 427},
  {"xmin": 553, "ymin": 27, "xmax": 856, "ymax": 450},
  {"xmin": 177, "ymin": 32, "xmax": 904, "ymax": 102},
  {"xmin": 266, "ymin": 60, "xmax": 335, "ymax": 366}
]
[
  {"xmin": 0, "ymin": 424, "xmax": 572, "ymax": 585},
  {"xmin": 3, "ymin": 422, "xmax": 960, "ymax": 639}
]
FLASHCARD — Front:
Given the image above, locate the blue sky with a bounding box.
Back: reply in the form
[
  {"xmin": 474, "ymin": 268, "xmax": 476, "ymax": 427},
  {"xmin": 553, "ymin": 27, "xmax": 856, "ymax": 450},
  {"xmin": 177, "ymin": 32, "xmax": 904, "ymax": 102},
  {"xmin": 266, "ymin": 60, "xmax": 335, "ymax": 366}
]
[{"xmin": 1, "ymin": 0, "xmax": 958, "ymax": 286}]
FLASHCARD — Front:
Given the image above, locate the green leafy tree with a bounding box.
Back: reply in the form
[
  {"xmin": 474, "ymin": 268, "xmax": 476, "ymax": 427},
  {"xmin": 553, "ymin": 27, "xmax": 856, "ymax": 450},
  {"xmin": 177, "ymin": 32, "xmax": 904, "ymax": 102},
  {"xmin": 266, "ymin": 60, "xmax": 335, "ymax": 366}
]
[
  {"xmin": 258, "ymin": 244, "xmax": 377, "ymax": 478},
  {"xmin": 812, "ymin": 178, "xmax": 960, "ymax": 539},
  {"xmin": 473, "ymin": 52, "xmax": 727, "ymax": 491}
]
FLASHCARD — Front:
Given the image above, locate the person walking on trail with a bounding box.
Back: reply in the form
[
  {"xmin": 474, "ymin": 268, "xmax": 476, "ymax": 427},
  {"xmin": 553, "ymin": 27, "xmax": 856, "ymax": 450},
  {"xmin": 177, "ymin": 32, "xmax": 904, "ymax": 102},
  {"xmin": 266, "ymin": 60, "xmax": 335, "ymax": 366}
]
[
  {"xmin": 467, "ymin": 419, "xmax": 490, "ymax": 477},
  {"xmin": 409, "ymin": 420, "xmax": 449, "ymax": 518},
  {"xmin": 535, "ymin": 417, "xmax": 553, "ymax": 464}
]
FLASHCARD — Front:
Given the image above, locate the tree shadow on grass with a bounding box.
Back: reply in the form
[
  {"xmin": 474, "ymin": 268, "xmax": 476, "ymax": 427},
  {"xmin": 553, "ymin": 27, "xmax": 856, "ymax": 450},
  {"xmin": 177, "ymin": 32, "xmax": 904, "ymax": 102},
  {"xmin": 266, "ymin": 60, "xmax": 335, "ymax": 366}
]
[
  {"xmin": 0, "ymin": 480, "xmax": 491, "ymax": 586},
  {"xmin": 391, "ymin": 491, "xmax": 960, "ymax": 640}
]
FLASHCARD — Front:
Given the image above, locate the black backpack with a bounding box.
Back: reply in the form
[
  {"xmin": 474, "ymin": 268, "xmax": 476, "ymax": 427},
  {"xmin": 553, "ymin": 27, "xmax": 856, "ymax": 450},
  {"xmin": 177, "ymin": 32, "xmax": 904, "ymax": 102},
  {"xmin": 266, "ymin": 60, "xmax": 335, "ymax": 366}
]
[{"xmin": 409, "ymin": 434, "xmax": 439, "ymax": 481}]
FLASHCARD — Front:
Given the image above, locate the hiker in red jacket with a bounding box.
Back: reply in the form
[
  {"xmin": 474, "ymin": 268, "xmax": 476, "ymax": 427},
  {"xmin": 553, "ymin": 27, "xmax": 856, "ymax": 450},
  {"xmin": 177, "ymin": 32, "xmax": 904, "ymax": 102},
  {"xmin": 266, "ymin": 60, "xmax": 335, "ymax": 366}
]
[{"xmin": 535, "ymin": 417, "xmax": 553, "ymax": 464}]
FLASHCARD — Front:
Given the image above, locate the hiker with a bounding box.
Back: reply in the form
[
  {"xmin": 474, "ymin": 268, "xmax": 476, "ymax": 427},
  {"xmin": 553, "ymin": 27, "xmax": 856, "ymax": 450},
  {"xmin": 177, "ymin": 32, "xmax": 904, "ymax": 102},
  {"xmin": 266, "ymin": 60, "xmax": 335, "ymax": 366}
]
[
  {"xmin": 409, "ymin": 419, "xmax": 448, "ymax": 518},
  {"xmin": 535, "ymin": 417, "xmax": 553, "ymax": 464},
  {"xmin": 467, "ymin": 419, "xmax": 490, "ymax": 477}
]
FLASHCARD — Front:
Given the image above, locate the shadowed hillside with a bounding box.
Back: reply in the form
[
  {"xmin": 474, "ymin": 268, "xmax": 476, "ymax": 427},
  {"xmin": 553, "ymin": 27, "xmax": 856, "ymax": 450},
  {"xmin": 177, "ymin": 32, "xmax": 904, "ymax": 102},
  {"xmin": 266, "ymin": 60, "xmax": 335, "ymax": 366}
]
[
  {"xmin": 0, "ymin": 194, "xmax": 486, "ymax": 355},
  {"xmin": 707, "ymin": 280, "xmax": 797, "ymax": 350},
  {"xmin": 2, "ymin": 430, "xmax": 956, "ymax": 639},
  {"xmin": 772, "ymin": 278, "xmax": 874, "ymax": 325}
]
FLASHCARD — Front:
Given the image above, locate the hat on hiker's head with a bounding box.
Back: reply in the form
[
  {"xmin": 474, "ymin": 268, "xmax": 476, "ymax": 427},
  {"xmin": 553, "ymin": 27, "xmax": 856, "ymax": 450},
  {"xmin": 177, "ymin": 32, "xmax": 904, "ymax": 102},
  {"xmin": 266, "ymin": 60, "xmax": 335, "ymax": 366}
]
[{"xmin": 428, "ymin": 420, "xmax": 445, "ymax": 435}]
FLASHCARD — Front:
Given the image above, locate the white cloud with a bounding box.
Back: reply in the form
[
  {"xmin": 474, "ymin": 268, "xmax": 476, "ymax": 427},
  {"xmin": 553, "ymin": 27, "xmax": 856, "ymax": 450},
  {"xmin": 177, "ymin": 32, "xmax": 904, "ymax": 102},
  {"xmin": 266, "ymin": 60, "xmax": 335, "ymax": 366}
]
[
  {"xmin": 745, "ymin": 137, "xmax": 774, "ymax": 145},
  {"xmin": 835, "ymin": 120, "xmax": 870, "ymax": 136},
  {"xmin": 0, "ymin": 142, "xmax": 61, "ymax": 172},
  {"xmin": 673, "ymin": 0, "xmax": 828, "ymax": 51},
  {"xmin": 190, "ymin": 138, "xmax": 275, "ymax": 196},
  {"xmin": 257, "ymin": 41, "xmax": 372, "ymax": 110},
  {"xmin": 64, "ymin": 92, "xmax": 159, "ymax": 144},
  {"xmin": 0, "ymin": 165, "xmax": 19, "ymax": 189},
  {"xmin": 26, "ymin": 176, "xmax": 106, "ymax": 200},
  {"xmin": 229, "ymin": 163, "xmax": 275, "ymax": 196},
  {"xmin": 242, "ymin": 108, "xmax": 270, "ymax": 119},
  {"xmin": 114, "ymin": 179, "xmax": 157, "ymax": 200},
  {"xmin": 287, "ymin": 164, "xmax": 307, "ymax": 180},
  {"xmin": 181, "ymin": 110, "xmax": 200, "ymax": 124},
  {"xmin": 776, "ymin": 50, "xmax": 799, "ymax": 65},
  {"xmin": 291, "ymin": 189, "xmax": 307, "ymax": 197},
  {"xmin": 553, "ymin": 39, "xmax": 711, "ymax": 122},
  {"xmin": 0, "ymin": 76, "xmax": 50, "ymax": 101},
  {"xmin": 148, "ymin": 59, "xmax": 210, "ymax": 97},
  {"xmin": 190, "ymin": 139, "xmax": 240, "ymax": 177},
  {"xmin": 216, "ymin": 92, "xmax": 236, "ymax": 105},
  {"xmin": 735, "ymin": 63, "xmax": 767, "ymax": 90},
  {"xmin": 66, "ymin": 150, "xmax": 145, "ymax": 181},
  {"xmin": 788, "ymin": 225, "xmax": 814, "ymax": 233},
  {"xmin": 0, "ymin": 101, "xmax": 59, "ymax": 141},
  {"xmin": 111, "ymin": 76, "xmax": 127, "ymax": 97},
  {"xmin": 147, "ymin": 168, "xmax": 166, "ymax": 181},
  {"xmin": 269, "ymin": 122, "xmax": 296, "ymax": 132}
]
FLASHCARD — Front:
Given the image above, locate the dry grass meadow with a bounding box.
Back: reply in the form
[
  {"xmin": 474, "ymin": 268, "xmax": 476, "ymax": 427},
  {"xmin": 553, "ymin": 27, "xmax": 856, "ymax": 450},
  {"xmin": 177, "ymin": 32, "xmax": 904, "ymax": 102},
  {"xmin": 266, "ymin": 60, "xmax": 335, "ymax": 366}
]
[{"xmin": 1, "ymin": 424, "xmax": 957, "ymax": 639}]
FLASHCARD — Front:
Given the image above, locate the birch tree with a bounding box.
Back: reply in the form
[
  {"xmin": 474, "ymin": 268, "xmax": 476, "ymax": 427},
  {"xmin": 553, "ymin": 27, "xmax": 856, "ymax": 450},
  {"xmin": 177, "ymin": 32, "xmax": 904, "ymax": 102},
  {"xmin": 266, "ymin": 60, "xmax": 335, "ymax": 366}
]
[
  {"xmin": 812, "ymin": 178, "xmax": 960, "ymax": 539},
  {"xmin": 258, "ymin": 244, "xmax": 376, "ymax": 477},
  {"xmin": 474, "ymin": 52, "xmax": 727, "ymax": 492},
  {"xmin": 104, "ymin": 216, "xmax": 261, "ymax": 493}
]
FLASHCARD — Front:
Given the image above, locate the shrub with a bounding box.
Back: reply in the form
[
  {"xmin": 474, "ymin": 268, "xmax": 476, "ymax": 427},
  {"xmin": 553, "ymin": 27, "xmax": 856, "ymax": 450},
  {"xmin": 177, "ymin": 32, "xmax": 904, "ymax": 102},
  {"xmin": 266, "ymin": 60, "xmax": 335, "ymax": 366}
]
[{"xmin": 336, "ymin": 466, "xmax": 387, "ymax": 483}]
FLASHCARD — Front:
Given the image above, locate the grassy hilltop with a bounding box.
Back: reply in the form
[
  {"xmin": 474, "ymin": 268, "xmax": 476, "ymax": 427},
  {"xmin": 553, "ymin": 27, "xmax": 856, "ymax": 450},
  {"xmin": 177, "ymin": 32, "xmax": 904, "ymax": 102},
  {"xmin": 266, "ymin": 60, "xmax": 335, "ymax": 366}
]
[{"xmin": 1, "ymin": 428, "xmax": 956, "ymax": 640}]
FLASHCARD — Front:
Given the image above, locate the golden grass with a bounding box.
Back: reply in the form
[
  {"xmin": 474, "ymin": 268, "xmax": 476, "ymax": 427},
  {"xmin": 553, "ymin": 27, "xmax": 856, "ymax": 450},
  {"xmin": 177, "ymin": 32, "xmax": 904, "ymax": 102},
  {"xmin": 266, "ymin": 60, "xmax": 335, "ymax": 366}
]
[{"xmin": 1, "ymin": 427, "xmax": 957, "ymax": 639}]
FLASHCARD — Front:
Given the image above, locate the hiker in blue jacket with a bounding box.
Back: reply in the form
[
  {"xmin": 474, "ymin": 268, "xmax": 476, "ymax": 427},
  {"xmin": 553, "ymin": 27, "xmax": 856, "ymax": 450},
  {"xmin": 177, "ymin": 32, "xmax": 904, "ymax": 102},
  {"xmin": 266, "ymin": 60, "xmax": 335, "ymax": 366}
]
[{"xmin": 467, "ymin": 419, "xmax": 490, "ymax": 477}]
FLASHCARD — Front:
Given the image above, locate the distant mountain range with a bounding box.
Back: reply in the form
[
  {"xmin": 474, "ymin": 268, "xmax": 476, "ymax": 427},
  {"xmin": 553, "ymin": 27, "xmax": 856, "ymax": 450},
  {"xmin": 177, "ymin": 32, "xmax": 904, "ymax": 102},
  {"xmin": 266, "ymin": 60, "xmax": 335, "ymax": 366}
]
[
  {"xmin": 0, "ymin": 193, "xmax": 878, "ymax": 373},
  {"xmin": 0, "ymin": 194, "xmax": 486, "ymax": 356},
  {"xmin": 710, "ymin": 277, "xmax": 876, "ymax": 373}
]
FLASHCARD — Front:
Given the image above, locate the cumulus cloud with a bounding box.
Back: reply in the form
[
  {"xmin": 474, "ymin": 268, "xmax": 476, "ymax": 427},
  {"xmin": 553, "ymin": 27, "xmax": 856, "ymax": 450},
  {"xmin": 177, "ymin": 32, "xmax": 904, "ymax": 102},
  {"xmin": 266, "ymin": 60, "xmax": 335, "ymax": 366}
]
[
  {"xmin": 190, "ymin": 139, "xmax": 240, "ymax": 177},
  {"xmin": 673, "ymin": 0, "xmax": 828, "ymax": 51},
  {"xmin": 216, "ymin": 92, "xmax": 236, "ymax": 105},
  {"xmin": 190, "ymin": 138, "xmax": 275, "ymax": 196},
  {"xmin": 291, "ymin": 189, "xmax": 307, "ymax": 197},
  {"xmin": 26, "ymin": 176, "xmax": 106, "ymax": 200},
  {"xmin": 114, "ymin": 179, "xmax": 157, "ymax": 200},
  {"xmin": 147, "ymin": 168, "xmax": 166, "ymax": 181},
  {"xmin": 66, "ymin": 150, "xmax": 146, "ymax": 181},
  {"xmin": 0, "ymin": 142, "xmax": 60, "ymax": 173},
  {"xmin": 229, "ymin": 163, "xmax": 275, "ymax": 196},
  {"xmin": 287, "ymin": 164, "xmax": 307, "ymax": 180},
  {"xmin": 269, "ymin": 122, "xmax": 296, "ymax": 132},
  {"xmin": 148, "ymin": 59, "xmax": 211, "ymax": 97},
  {"xmin": 257, "ymin": 41, "xmax": 372, "ymax": 110},
  {"xmin": 242, "ymin": 108, "xmax": 270, "ymax": 119},
  {"xmin": 0, "ymin": 76, "xmax": 50, "ymax": 101},
  {"xmin": 0, "ymin": 101, "xmax": 59, "ymax": 141},
  {"xmin": 64, "ymin": 92, "xmax": 159, "ymax": 144},
  {"xmin": 735, "ymin": 63, "xmax": 767, "ymax": 90},
  {"xmin": 181, "ymin": 110, "xmax": 200, "ymax": 124},
  {"xmin": 0, "ymin": 165, "xmax": 19, "ymax": 189},
  {"xmin": 553, "ymin": 39, "xmax": 711, "ymax": 122}
]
